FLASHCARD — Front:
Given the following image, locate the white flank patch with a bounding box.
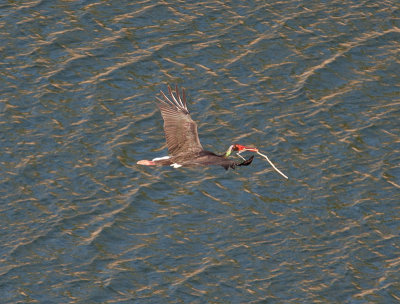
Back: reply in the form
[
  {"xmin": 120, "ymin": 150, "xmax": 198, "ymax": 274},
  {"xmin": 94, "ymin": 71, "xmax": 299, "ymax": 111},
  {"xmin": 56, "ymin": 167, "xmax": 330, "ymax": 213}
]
[
  {"xmin": 170, "ymin": 163, "xmax": 182, "ymax": 168},
  {"xmin": 152, "ymin": 156, "xmax": 170, "ymax": 161}
]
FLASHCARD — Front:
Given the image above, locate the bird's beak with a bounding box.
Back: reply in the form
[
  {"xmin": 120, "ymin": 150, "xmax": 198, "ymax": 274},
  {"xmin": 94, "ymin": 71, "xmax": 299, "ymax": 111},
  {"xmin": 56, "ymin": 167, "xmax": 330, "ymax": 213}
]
[{"xmin": 234, "ymin": 144, "xmax": 258, "ymax": 152}]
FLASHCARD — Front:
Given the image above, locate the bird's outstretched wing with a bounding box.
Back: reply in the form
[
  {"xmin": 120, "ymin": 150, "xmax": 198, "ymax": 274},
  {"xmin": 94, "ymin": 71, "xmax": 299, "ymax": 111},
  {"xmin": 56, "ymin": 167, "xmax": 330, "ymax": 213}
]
[{"xmin": 156, "ymin": 85, "xmax": 203, "ymax": 157}]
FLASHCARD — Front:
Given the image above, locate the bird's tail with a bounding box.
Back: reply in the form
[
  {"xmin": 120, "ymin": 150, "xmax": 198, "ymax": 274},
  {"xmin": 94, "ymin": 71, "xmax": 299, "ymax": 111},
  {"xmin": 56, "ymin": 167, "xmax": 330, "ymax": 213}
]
[{"xmin": 137, "ymin": 160, "xmax": 156, "ymax": 166}]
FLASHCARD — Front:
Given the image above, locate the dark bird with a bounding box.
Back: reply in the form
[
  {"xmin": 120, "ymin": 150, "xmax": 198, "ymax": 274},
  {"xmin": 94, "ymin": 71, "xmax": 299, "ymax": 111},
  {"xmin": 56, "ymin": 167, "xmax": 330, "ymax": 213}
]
[{"xmin": 137, "ymin": 85, "xmax": 257, "ymax": 170}]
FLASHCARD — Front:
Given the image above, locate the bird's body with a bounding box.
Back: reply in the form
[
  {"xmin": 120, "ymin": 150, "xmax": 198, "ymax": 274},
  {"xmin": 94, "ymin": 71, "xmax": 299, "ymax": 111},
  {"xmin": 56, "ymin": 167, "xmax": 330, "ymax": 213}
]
[
  {"xmin": 138, "ymin": 150, "xmax": 254, "ymax": 170},
  {"xmin": 137, "ymin": 85, "xmax": 255, "ymax": 170}
]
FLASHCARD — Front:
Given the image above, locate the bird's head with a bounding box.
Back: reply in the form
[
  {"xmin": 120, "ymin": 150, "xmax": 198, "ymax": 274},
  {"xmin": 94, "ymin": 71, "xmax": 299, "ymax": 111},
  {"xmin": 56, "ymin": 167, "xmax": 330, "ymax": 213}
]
[{"xmin": 225, "ymin": 144, "xmax": 258, "ymax": 157}]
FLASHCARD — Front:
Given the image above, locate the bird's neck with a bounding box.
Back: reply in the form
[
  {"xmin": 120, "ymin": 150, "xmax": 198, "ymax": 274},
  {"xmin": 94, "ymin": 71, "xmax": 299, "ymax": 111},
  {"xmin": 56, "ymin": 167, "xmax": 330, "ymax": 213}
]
[{"xmin": 224, "ymin": 145, "xmax": 234, "ymax": 158}]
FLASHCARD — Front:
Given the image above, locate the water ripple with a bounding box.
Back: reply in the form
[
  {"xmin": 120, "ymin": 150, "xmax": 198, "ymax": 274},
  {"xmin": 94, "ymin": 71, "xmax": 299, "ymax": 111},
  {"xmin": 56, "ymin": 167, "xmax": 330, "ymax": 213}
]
[{"xmin": 1, "ymin": 0, "xmax": 399, "ymax": 303}]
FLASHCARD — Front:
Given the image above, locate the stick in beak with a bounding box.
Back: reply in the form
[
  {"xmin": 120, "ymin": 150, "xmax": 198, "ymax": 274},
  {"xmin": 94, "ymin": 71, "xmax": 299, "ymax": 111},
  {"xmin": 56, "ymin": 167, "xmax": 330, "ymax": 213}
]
[
  {"xmin": 256, "ymin": 151, "xmax": 288, "ymax": 179},
  {"xmin": 235, "ymin": 144, "xmax": 288, "ymax": 179}
]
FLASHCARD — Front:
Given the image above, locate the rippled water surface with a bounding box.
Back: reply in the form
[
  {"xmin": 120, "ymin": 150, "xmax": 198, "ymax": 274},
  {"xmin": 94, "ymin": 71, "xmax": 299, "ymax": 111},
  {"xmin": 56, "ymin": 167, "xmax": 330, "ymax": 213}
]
[{"xmin": 1, "ymin": 0, "xmax": 400, "ymax": 303}]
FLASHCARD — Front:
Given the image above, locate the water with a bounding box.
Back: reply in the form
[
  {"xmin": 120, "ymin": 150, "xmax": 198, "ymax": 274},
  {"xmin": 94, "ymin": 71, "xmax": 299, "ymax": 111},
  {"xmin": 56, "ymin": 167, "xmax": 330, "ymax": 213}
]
[{"xmin": 1, "ymin": 0, "xmax": 399, "ymax": 303}]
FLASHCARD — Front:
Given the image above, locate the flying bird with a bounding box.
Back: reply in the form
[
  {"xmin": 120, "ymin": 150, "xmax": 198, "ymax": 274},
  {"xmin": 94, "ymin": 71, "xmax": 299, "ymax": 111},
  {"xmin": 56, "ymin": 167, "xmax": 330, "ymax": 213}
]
[{"xmin": 137, "ymin": 85, "xmax": 257, "ymax": 170}]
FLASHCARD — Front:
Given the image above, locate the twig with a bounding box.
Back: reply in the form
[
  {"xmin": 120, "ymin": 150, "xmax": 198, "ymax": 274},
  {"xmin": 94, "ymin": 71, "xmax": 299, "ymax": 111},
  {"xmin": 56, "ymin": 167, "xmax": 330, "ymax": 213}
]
[
  {"xmin": 256, "ymin": 151, "xmax": 288, "ymax": 179},
  {"xmin": 237, "ymin": 149, "xmax": 288, "ymax": 179},
  {"xmin": 236, "ymin": 152, "xmax": 246, "ymax": 161}
]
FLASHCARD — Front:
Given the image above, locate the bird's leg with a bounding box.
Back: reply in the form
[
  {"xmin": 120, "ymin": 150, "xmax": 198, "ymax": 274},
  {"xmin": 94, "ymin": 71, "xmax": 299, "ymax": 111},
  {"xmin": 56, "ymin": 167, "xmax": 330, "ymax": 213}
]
[{"xmin": 236, "ymin": 155, "xmax": 254, "ymax": 167}]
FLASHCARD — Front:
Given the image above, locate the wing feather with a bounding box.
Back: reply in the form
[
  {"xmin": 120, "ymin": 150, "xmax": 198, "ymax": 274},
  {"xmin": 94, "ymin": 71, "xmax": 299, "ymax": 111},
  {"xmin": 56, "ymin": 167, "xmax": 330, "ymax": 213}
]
[{"xmin": 156, "ymin": 85, "xmax": 203, "ymax": 157}]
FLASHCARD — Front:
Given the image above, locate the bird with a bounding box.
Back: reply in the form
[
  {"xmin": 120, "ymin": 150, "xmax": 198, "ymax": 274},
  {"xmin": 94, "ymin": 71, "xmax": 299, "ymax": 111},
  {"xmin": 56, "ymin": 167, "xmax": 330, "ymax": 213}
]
[{"xmin": 137, "ymin": 85, "xmax": 257, "ymax": 170}]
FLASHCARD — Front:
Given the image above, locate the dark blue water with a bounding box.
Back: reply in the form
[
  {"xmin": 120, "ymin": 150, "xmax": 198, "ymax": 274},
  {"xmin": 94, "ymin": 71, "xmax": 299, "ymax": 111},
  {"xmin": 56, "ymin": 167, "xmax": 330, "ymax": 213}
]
[{"xmin": 1, "ymin": 1, "xmax": 399, "ymax": 303}]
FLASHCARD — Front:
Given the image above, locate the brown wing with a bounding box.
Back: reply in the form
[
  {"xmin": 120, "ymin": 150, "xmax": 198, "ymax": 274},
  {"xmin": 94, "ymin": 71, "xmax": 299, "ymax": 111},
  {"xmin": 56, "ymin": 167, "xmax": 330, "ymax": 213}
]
[{"xmin": 156, "ymin": 85, "xmax": 203, "ymax": 157}]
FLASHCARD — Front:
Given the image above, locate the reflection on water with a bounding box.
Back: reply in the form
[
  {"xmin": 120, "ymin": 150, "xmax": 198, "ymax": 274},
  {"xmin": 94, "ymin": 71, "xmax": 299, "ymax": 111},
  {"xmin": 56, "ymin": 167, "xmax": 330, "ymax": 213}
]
[{"xmin": 1, "ymin": 0, "xmax": 399, "ymax": 302}]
